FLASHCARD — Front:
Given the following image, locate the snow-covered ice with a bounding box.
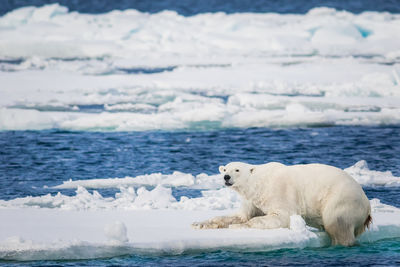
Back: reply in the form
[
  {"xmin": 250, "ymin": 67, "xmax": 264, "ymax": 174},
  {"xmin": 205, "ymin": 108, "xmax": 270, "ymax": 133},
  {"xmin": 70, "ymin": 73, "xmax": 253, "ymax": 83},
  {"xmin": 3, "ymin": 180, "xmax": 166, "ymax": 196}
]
[
  {"xmin": 0, "ymin": 200, "xmax": 399, "ymax": 261},
  {"xmin": 104, "ymin": 221, "xmax": 129, "ymax": 245},
  {"xmin": 1, "ymin": 5, "xmax": 400, "ymax": 131},
  {"xmin": 0, "ymin": 161, "xmax": 397, "ymax": 212},
  {"xmin": 345, "ymin": 160, "xmax": 400, "ymax": 186},
  {"xmin": 50, "ymin": 160, "xmax": 400, "ymax": 193},
  {"xmin": 1, "ymin": 5, "xmax": 400, "ymax": 60},
  {"xmin": 53, "ymin": 172, "xmax": 222, "ymax": 190}
]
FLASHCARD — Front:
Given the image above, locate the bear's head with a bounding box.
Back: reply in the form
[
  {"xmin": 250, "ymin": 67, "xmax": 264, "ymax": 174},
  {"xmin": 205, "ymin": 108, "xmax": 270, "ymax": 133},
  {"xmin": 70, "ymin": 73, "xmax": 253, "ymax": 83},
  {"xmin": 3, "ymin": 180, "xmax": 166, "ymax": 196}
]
[{"xmin": 219, "ymin": 162, "xmax": 255, "ymax": 188}]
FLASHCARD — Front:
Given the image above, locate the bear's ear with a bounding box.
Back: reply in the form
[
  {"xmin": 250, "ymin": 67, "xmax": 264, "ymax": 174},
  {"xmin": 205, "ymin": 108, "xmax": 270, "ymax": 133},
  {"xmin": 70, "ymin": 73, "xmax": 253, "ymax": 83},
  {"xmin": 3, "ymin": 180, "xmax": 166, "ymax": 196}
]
[
  {"xmin": 219, "ymin": 166, "xmax": 225, "ymax": 173},
  {"xmin": 250, "ymin": 168, "xmax": 255, "ymax": 174}
]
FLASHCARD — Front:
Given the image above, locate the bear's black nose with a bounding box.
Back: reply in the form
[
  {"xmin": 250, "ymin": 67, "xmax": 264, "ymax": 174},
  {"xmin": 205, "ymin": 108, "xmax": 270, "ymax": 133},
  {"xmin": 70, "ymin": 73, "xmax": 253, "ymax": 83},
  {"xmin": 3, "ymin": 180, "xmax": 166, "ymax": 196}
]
[{"xmin": 224, "ymin": 175, "xmax": 231, "ymax": 181}]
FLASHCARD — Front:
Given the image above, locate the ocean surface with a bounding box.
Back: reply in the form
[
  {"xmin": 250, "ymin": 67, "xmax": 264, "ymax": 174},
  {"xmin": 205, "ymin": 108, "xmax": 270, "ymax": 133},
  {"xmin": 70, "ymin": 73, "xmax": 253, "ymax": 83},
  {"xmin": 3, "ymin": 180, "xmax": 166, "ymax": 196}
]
[
  {"xmin": 1, "ymin": 0, "xmax": 400, "ymax": 266},
  {"xmin": 1, "ymin": 0, "xmax": 400, "ymax": 15},
  {"xmin": 1, "ymin": 127, "xmax": 400, "ymax": 203},
  {"xmin": 9, "ymin": 240, "xmax": 400, "ymax": 267}
]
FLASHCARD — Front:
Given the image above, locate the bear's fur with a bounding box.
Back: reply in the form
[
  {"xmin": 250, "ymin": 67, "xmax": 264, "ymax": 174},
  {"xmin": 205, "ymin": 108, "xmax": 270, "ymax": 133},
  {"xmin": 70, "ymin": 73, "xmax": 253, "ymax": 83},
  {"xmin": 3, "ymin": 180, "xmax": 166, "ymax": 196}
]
[{"xmin": 192, "ymin": 162, "xmax": 371, "ymax": 246}]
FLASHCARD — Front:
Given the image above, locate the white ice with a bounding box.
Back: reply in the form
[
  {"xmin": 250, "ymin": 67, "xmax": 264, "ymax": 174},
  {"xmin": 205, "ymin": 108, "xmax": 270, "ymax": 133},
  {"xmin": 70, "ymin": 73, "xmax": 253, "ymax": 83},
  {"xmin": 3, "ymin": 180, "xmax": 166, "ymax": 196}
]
[
  {"xmin": 0, "ymin": 161, "xmax": 397, "ymax": 212},
  {"xmin": 1, "ymin": 5, "xmax": 400, "ymax": 130},
  {"xmin": 53, "ymin": 172, "xmax": 223, "ymax": 190},
  {"xmin": 48, "ymin": 160, "xmax": 400, "ymax": 194},
  {"xmin": 104, "ymin": 221, "xmax": 129, "ymax": 245},
  {"xmin": 0, "ymin": 199, "xmax": 399, "ymax": 261},
  {"xmin": 345, "ymin": 160, "xmax": 400, "ymax": 186},
  {"xmin": 1, "ymin": 5, "xmax": 400, "ymax": 60}
]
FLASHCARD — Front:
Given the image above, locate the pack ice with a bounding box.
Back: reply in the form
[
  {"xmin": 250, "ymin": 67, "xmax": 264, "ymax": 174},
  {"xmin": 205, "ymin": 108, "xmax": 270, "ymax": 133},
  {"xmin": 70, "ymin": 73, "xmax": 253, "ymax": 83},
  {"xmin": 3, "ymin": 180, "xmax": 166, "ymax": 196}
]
[{"xmin": 0, "ymin": 5, "xmax": 400, "ymax": 131}]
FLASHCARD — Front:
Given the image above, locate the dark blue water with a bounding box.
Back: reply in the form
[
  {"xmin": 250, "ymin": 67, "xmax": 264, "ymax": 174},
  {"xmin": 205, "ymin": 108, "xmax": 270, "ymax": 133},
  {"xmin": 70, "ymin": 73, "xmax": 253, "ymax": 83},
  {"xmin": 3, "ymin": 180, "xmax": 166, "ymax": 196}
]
[
  {"xmin": 3, "ymin": 239, "xmax": 400, "ymax": 266},
  {"xmin": 1, "ymin": 126, "xmax": 400, "ymax": 205},
  {"xmin": 15, "ymin": 239, "xmax": 400, "ymax": 266},
  {"xmin": 2, "ymin": 0, "xmax": 400, "ymax": 16}
]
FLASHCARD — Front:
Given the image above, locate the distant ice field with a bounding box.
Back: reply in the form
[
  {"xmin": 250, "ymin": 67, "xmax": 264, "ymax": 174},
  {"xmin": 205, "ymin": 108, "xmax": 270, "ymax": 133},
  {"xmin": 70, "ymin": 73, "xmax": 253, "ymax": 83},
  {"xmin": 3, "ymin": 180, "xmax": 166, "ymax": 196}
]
[{"xmin": 1, "ymin": 5, "xmax": 400, "ymax": 131}]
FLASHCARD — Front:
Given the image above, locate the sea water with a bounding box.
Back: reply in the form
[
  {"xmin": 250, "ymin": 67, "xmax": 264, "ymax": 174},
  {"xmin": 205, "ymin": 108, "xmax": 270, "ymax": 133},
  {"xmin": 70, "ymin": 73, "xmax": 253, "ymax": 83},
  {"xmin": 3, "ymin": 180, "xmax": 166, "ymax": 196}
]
[{"xmin": 1, "ymin": 1, "xmax": 400, "ymax": 266}]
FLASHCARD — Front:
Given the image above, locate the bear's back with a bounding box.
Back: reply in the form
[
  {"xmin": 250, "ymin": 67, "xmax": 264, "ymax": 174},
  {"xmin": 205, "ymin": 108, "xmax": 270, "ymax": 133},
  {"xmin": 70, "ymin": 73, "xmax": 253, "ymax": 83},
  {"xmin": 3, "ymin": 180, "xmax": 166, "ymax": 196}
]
[{"xmin": 287, "ymin": 163, "xmax": 360, "ymax": 188}]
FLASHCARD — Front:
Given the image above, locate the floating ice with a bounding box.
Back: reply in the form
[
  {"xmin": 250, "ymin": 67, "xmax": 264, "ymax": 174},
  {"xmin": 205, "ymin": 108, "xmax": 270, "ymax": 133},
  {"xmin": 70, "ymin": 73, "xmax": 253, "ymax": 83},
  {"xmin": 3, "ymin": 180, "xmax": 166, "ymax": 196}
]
[
  {"xmin": 0, "ymin": 160, "xmax": 397, "ymax": 212},
  {"xmin": 345, "ymin": 160, "xmax": 400, "ymax": 186},
  {"xmin": 52, "ymin": 160, "xmax": 400, "ymax": 192},
  {"xmin": 54, "ymin": 172, "xmax": 222, "ymax": 190},
  {"xmin": 0, "ymin": 185, "xmax": 239, "ymax": 211},
  {"xmin": 133, "ymin": 185, "xmax": 177, "ymax": 210},
  {"xmin": 0, "ymin": 6, "xmax": 400, "ymax": 131},
  {"xmin": 1, "ymin": 5, "xmax": 400, "ymax": 59},
  {"xmin": 0, "ymin": 200, "xmax": 399, "ymax": 261}
]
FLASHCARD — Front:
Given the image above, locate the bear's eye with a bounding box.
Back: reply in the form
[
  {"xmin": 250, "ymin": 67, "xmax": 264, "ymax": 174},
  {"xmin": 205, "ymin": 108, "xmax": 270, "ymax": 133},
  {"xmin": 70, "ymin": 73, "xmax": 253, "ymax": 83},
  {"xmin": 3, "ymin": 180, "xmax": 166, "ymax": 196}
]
[
  {"xmin": 235, "ymin": 169, "xmax": 239, "ymax": 172},
  {"xmin": 223, "ymin": 169, "xmax": 226, "ymax": 172}
]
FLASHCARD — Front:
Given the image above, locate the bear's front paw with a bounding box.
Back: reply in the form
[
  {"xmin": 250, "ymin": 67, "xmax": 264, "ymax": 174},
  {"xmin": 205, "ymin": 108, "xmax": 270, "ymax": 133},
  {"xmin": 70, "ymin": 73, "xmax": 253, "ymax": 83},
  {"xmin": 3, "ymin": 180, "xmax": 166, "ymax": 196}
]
[
  {"xmin": 191, "ymin": 221, "xmax": 219, "ymax": 229},
  {"xmin": 191, "ymin": 222, "xmax": 204, "ymax": 229}
]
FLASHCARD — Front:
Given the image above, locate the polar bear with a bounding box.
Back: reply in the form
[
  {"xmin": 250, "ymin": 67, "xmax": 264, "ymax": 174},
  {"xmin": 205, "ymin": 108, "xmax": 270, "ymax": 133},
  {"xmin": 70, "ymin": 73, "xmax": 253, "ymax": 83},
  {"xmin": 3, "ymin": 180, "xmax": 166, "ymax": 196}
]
[{"xmin": 192, "ymin": 162, "xmax": 371, "ymax": 246}]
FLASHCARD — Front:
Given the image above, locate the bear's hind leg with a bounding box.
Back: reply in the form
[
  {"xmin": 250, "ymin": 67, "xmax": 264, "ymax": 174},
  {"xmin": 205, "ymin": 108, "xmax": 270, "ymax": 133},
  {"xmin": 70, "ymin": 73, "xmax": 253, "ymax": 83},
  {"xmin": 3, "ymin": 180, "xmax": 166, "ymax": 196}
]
[{"xmin": 324, "ymin": 216, "xmax": 356, "ymax": 246}]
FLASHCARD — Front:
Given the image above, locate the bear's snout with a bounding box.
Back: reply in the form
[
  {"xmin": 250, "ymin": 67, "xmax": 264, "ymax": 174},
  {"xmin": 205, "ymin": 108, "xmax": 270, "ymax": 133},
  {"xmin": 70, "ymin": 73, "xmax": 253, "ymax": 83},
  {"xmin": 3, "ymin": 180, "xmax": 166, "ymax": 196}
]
[{"xmin": 224, "ymin": 175, "xmax": 233, "ymax": 186}]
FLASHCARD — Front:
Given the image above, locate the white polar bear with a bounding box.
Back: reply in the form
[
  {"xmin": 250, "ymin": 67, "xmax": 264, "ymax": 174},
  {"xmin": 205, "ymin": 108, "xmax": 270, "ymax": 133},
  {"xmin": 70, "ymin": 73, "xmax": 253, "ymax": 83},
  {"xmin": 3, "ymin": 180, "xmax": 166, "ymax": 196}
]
[{"xmin": 192, "ymin": 162, "xmax": 371, "ymax": 246}]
